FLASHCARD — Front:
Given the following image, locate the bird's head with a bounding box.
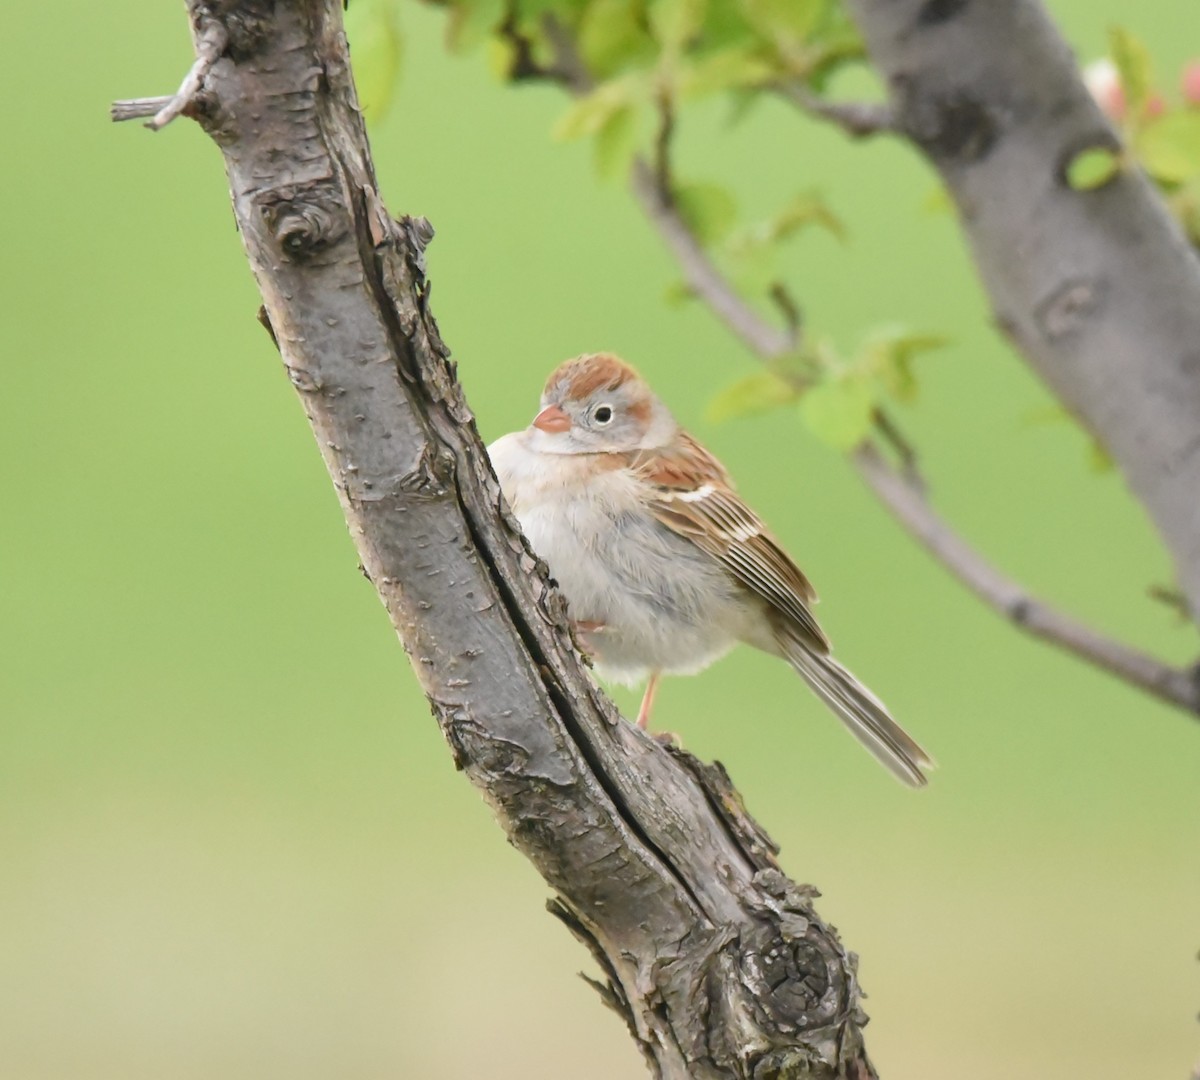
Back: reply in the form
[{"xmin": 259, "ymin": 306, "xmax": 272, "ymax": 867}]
[{"xmin": 528, "ymin": 353, "xmax": 677, "ymax": 454}]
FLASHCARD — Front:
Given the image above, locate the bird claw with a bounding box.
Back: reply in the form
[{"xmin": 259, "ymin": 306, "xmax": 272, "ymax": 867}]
[
  {"xmin": 570, "ymin": 619, "xmax": 606, "ymax": 655},
  {"xmin": 649, "ymin": 728, "xmax": 681, "ymax": 748}
]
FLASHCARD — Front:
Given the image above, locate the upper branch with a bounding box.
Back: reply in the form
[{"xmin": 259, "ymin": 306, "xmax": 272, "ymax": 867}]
[{"xmin": 846, "ymin": 0, "xmax": 1200, "ymax": 629}]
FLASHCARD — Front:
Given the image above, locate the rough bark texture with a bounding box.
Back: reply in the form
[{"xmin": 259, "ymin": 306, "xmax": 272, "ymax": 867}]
[
  {"xmin": 847, "ymin": 0, "xmax": 1200, "ymax": 626},
  {"xmin": 137, "ymin": 2, "xmax": 878, "ymax": 1077}
]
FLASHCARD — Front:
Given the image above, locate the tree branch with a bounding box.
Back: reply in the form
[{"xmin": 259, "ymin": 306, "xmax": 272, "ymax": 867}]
[
  {"xmin": 776, "ymin": 83, "xmax": 896, "ymax": 138},
  {"xmin": 853, "ymin": 443, "xmax": 1200, "ymax": 713},
  {"xmin": 114, "ymin": 2, "xmax": 880, "ymax": 1076},
  {"xmin": 846, "ymin": 0, "xmax": 1200, "ymax": 629},
  {"xmin": 632, "ymin": 159, "xmax": 795, "ymax": 357},
  {"xmin": 624, "ymin": 90, "xmax": 1200, "ymax": 721}
]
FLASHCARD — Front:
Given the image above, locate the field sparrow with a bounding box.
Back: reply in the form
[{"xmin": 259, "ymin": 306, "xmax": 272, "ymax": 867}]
[{"xmin": 487, "ymin": 353, "xmax": 932, "ymax": 786}]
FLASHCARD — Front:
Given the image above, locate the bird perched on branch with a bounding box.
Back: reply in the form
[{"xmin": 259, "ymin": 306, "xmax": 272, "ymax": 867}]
[{"xmin": 487, "ymin": 353, "xmax": 932, "ymax": 787}]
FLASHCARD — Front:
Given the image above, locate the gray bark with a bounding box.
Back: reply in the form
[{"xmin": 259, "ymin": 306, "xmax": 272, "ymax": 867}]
[
  {"xmin": 846, "ymin": 0, "xmax": 1200, "ymax": 627},
  {"xmin": 118, "ymin": 2, "xmax": 878, "ymax": 1077}
]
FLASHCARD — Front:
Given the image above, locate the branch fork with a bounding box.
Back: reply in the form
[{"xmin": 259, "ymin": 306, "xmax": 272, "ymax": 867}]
[{"xmin": 111, "ymin": 19, "xmax": 227, "ymax": 129}]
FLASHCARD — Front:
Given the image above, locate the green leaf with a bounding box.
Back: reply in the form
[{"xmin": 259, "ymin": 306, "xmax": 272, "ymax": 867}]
[
  {"xmin": 740, "ymin": 0, "xmax": 830, "ymax": 48},
  {"xmin": 862, "ymin": 328, "xmax": 948, "ymax": 402},
  {"xmin": 674, "ymin": 181, "xmax": 738, "ymax": 246},
  {"xmin": 799, "ymin": 374, "xmax": 875, "ymax": 450},
  {"xmin": 699, "ymin": 2, "xmax": 759, "ymax": 50},
  {"xmin": 592, "ymin": 104, "xmax": 640, "ymax": 180},
  {"xmin": 553, "ymin": 75, "xmax": 645, "ymax": 140},
  {"xmin": 663, "ymin": 280, "xmax": 696, "ymax": 307},
  {"xmin": 724, "ymin": 232, "xmax": 777, "ymax": 295},
  {"xmin": 579, "ymin": 0, "xmax": 655, "ymax": 78},
  {"xmin": 1065, "ymin": 146, "xmax": 1122, "ymax": 190},
  {"xmin": 649, "ymin": 0, "xmax": 707, "ymax": 50},
  {"xmin": 769, "ymin": 191, "xmax": 845, "ymax": 242},
  {"xmin": 1108, "ymin": 25, "xmax": 1153, "ymax": 120},
  {"xmin": 707, "ymin": 370, "xmax": 796, "ymax": 422},
  {"xmin": 678, "ymin": 46, "xmax": 776, "ymax": 99},
  {"xmin": 514, "ymin": 0, "xmax": 580, "ymax": 20},
  {"xmin": 739, "ymin": 0, "xmax": 862, "ymax": 81},
  {"xmin": 445, "ymin": 0, "xmax": 506, "ymax": 54},
  {"xmin": 485, "ymin": 36, "xmax": 516, "ymax": 81},
  {"xmin": 1136, "ymin": 111, "xmax": 1200, "ymax": 183},
  {"xmin": 720, "ymin": 192, "xmax": 839, "ymax": 295},
  {"xmin": 346, "ymin": 0, "xmax": 403, "ymax": 123},
  {"xmin": 803, "ymin": 15, "xmax": 865, "ymax": 85}
]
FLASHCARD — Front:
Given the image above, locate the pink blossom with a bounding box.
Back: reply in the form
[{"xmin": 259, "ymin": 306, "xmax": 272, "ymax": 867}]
[
  {"xmin": 1182, "ymin": 60, "xmax": 1200, "ymax": 106},
  {"xmin": 1084, "ymin": 58, "xmax": 1126, "ymax": 120}
]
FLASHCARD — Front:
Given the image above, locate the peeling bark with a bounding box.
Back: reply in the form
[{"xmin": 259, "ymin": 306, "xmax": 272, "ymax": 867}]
[
  {"xmin": 116, "ymin": 2, "xmax": 880, "ymax": 1076},
  {"xmin": 847, "ymin": 0, "xmax": 1200, "ymax": 626}
]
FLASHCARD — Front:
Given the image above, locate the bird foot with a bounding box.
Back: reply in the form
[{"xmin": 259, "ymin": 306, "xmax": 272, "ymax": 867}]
[{"xmin": 570, "ymin": 619, "xmax": 607, "ymax": 656}]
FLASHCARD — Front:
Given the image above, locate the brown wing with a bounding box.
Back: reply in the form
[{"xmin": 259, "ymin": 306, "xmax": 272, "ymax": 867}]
[{"xmin": 629, "ymin": 433, "xmax": 830, "ymax": 652}]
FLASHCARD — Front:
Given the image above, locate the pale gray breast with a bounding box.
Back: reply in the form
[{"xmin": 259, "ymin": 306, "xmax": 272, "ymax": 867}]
[{"xmin": 487, "ymin": 433, "xmax": 744, "ymax": 654}]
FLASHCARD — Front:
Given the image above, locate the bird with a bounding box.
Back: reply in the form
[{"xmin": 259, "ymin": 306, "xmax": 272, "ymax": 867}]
[{"xmin": 486, "ymin": 352, "xmax": 932, "ymax": 787}]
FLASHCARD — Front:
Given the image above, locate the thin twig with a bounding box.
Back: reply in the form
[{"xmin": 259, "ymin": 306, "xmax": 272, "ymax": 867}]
[
  {"xmin": 110, "ymin": 96, "xmax": 174, "ymax": 122},
  {"xmin": 768, "ymin": 282, "xmax": 804, "ymax": 350},
  {"xmin": 872, "ymin": 405, "xmax": 924, "ymax": 489},
  {"xmin": 498, "ymin": 4, "xmax": 571, "ymax": 84},
  {"xmin": 853, "ymin": 443, "xmax": 1200, "ymax": 714},
  {"xmin": 111, "ymin": 20, "xmax": 227, "ymax": 130},
  {"xmin": 1147, "ymin": 584, "xmax": 1191, "ymax": 621},
  {"xmin": 541, "ymin": 14, "xmax": 592, "ymax": 93},
  {"xmin": 630, "ymin": 159, "xmax": 793, "ymax": 357},
  {"xmin": 776, "ymin": 83, "xmax": 896, "ymax": 138},
  {"xmin": 653, "ymin": 86, "xmax": 676, "ymax": 200}
]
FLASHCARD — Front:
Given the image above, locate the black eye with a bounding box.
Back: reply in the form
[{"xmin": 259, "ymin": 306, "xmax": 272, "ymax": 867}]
[{"xmin": 593, "ymin": 405, "xmax": 614, "ymax": 424}]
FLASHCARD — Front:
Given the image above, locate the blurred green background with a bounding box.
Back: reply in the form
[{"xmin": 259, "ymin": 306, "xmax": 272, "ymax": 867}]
[{"xmin": 2, "ymin": 1, "xmax": 1198, "ymax": 1077}]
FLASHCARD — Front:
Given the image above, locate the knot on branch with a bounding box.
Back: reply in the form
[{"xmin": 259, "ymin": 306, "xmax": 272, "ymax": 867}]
[
  {"xmin": 895, "ymin": 78, "xmax": 998, "ymax": 163},
  {"xmin": 1034, "ymin": 275, "xmax": 1107, "ymax": 340},
  {"xmin": 721, "ymin": 870, "xmax": 863, "ymax": 1063},
  {"xmin": 915, "ymin": 0, "xmax": 968, "ymax": 27},
  {"xmin": 739, "ymin": 927, "xmax": 833, "ymax": 1028},
  {"xmin": 202, "ymin": 0, "xmax": 274, "ymax": 57},
  {"xmin": 258, "ymin": 182, "xmax": 346, "ymax": 259}
]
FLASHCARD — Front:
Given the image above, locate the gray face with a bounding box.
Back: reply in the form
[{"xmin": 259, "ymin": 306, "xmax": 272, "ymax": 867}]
[{"xmin": 546, "ymin": 382, "xmax": 649, "ymax": 453}]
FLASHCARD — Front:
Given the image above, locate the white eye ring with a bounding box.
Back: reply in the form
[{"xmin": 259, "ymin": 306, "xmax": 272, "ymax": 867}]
[{"xmin": 592, "ymin": 404, "xmax": 614, "ymax": 424}]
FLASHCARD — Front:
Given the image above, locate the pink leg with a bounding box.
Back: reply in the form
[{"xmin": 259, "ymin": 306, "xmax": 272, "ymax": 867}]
[{"xmin": 636, "ymin": 672, "xmax": 661, "ymax": 730}]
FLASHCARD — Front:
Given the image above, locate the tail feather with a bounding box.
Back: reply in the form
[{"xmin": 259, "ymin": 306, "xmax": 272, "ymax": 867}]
[{"xmin": 781, "ymin": 638, "xmax": 932, "ymax": 788}]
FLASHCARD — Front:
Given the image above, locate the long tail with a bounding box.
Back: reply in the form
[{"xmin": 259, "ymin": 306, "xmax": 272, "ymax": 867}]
[{"xmin": 780, "ymin": 637, "xmax": 933, "ymax": 787}]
